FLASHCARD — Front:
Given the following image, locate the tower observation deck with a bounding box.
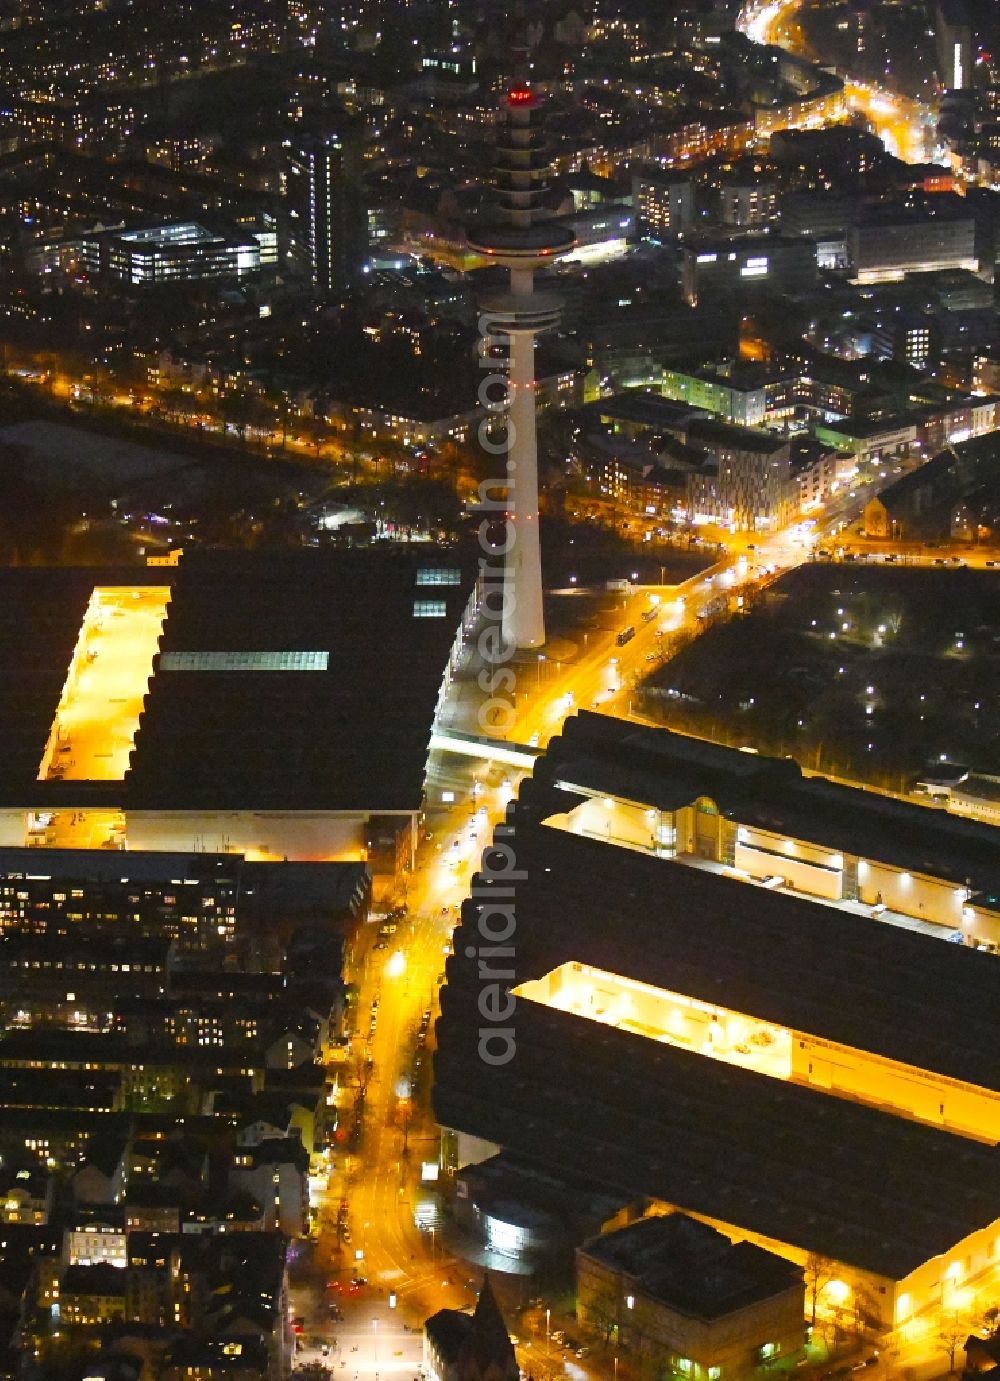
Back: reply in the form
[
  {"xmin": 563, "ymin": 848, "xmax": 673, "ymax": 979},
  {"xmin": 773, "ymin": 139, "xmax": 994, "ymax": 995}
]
[{"xmin": 469, "ymin": 78, "xmax": 574, "ymax": 650}]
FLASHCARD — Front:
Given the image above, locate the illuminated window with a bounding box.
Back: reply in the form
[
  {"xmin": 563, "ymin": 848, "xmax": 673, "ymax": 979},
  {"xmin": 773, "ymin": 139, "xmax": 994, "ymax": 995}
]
[{"xmin": 413, "ymin": 600, "xmax": 447, "ymax": 618}]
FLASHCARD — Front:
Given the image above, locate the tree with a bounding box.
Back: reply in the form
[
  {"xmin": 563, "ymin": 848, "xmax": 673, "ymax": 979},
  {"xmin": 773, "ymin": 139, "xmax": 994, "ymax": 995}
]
[
  {"xmin": 804, "ymin": 1253, "xmax": 837, "ymax": 1330},
  {"xmin": 160, "ymin": 386, "xmax": 199, "ymax": 425},
  {"xmin": 851, "ymin": 1282, "xmax": 882, "ymax": 1341},
  {"xmin": 219, "ymin": 389, "xmax": 259, "ymax": 445},
  {"xmin": 265, "ymin": 392, "xmax": 293, "ymax": 451},
  {"xmin": 938, "ymin": 1308, "xmax": 970, "ymax": 1375},
  {"xmin": 304, "ymin": 416, "xmax": 331, "ymax": 459}
]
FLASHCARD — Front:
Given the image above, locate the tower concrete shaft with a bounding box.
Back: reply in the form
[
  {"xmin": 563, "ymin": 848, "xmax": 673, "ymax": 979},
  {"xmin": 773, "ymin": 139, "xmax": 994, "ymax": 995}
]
[
  {"xmin": 505, "ymin": 300, "xmax": 545, "ymax": 649},
  {"xmin": 469, "ymin": 78, "xmax": 574, "ymax": 650}
]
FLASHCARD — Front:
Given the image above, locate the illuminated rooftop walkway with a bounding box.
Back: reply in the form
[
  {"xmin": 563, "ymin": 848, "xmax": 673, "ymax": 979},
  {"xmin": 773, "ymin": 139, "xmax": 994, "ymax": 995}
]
[
  {"xmin": 516, "ymin": 962, "xmax": 793, "ymax": 1080},
  {"xmin": 514, "ymin": 959, "xmax": 1000, "ymax": 1142},
  {"xmin": 544, "ymin": 797, "xmax": 963, "ymax": 947},
  {"xmin": 38, "ymin": 587, "xmax": 171, "ymax": 782}
]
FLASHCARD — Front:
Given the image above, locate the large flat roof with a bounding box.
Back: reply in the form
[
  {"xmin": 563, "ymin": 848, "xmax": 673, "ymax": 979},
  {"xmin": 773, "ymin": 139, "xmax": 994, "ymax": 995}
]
[
  {"xmin": 0, "ymin": 550, "xmax": 474, "ymax": 813},
  {"xmin": 436, "ymin": 920, "xmax": 1000, "ymax": 1278},
  {"xmin": 434, "ymin": 725, "xmax": 1000, "ymax": 1278}
]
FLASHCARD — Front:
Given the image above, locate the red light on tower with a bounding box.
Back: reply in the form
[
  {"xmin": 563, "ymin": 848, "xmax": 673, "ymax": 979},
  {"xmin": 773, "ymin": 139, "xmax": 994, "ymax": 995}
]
[{"xmin": 507, "ymin": 86, "xmax": 534, "ymax": 106}]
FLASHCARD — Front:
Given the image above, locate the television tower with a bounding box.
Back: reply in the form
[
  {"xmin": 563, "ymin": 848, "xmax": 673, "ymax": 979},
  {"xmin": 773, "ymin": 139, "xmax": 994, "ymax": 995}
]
[{"xmin": 469, "ymin": 30, "xmax": 574, "ymax": 650}]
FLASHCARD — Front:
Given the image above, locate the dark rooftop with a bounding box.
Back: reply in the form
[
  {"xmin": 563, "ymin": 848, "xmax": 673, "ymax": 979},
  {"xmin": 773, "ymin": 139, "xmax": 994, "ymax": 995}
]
[
  {"xmin": 436, "ymin": 964, "xmax": 1000, "ymax": 1278},
  {"xmin": 580, "ymin": 1214, "xmax": 802, "ymax": 1321},
  {"xmin": 688, "ymin": 417, "xmax": 789, "ymax": 454},
  {"xmin": 126, "ymin": 549, "xmax": 472, "ymax": 810},
  {"xmin": 464, "ymin": 814, "xmax": 1000, "ymax": 1094},
  {"xmin": 0, "ymin": 550, "xmax": 474, "ymax": 813}
]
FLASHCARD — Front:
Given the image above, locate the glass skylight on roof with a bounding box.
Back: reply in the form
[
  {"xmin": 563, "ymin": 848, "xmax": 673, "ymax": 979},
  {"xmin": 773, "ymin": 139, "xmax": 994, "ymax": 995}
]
[
  {"xmin": 160, "ymin": 651, "xmax": 329, "ymax": 671},
  {"xmin": 413, "ymin": 600, "xmax": 448, "ymax": 618},
  {"xmin": 416, "ymin": 568, "xmax": 462, "ymax": 586}
]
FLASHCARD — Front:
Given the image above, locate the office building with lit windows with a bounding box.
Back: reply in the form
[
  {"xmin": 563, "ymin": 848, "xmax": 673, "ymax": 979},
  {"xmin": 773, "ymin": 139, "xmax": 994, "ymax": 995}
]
[
  {"xmin": 79, "ymin": 219, "xmax": 276, "ymax": 287},
  {"xmin": 435, "ymin": 714, "xmax": 1000, "ymax": 1358},
  {"xmin": 685, "ymin": 418, "xmax": 792, "ymax": 531}
]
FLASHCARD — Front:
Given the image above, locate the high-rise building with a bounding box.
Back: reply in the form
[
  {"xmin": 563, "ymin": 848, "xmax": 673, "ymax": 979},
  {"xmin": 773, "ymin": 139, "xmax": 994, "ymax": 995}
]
[
  {"xmin": 468, "ymin": 53, "xmax": 574, "ymax": 650},
  {"xmin": 284, "ymin": 118, "xmax": 367, "ymax": 297},
  {"xmin": 935, "ymin": 0, "xmax": 973, "ymax": 89},
  {"xmin": 631, "ymin": 168, "xmax": 695, "ymax": 240}
]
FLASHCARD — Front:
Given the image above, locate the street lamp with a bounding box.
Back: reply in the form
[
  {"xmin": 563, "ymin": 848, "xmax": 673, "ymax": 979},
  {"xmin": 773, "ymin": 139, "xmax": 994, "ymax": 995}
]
[{"xmin": 545, "ymin": 1307, "xmax": 551, "ymax": 1358}]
